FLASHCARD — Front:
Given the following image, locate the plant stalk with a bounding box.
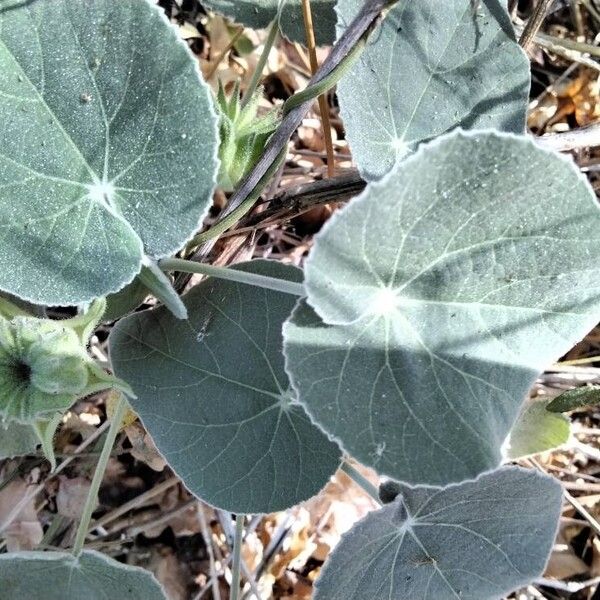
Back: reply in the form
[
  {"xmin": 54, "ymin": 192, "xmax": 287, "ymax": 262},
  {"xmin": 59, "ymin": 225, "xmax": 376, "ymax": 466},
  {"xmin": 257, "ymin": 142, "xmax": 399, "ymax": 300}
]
[
  {"xmin": 72, "ymin": 393, "xmax": 128, "ymax": 556},
  {"xmin": 340, "ymin": 461, "xmax": 381, "ymax": 504},
  {"xmin": 241, "ymin": 19, "xmax": 279, "ymax": 108},
  {"xmin": 160, "ymin": 257, "xmax": 305, "ymax": 297},
  {"xmin": 189, "ymin": 148, "xmax": 287, "ymax": 247},
  {"xmin": 194, "ymin": 0, "xmax": 394, "ymax": 251},
  {"xmin": 301, "ymin": 0, "xmax": 335, "ymax": 178},
  {"xmin": 519, "ymin": 0, "xmax": 555, "ymax": 51},
  {"xmin": 230, "ymin": 516, "xmax": 245, "ymax": 600}
]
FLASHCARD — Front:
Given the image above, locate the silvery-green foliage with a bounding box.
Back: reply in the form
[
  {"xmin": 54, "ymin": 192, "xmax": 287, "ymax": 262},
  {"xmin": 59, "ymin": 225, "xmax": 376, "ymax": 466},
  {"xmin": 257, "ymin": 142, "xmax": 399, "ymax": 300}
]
[
  {"xmin": 283, "ymin": 130, "xmax": 600, "ymax": 488},
  {"xmin": 0, "ymin": 550, "xmax": 166, "ymax": 600},
  {"xmin": 0, "ymin": 420, "xmax": 39, "ymax": 459},
  {"xmin": 200, "ymin": 0, "xmax": 336, "ymax": 45},
  {"xmin": 109, "ymin": 261, "xmax": 341, "ymax": 514},
  {"xmin": 313, "ymin": 467, "xmax": 562, "ymax": 600},
  {"xmin": 0, "ymin": 0, "xmax": 218, "ymax": 306},
  {"xmin": 336, "ymin": 0, "xmax": 530, "ymax": 180}
]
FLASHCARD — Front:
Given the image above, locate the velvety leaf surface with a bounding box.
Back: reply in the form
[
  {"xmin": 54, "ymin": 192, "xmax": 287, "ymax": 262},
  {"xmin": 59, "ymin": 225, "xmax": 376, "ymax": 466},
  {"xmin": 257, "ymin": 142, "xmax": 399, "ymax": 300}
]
[
  {"xmin": 0, "ymin": 550, "xmax": 166, "ymax": 600},
  {"xmin": 547, "ymin": 385, "xmax": 600, "ymax": 412},
  {"xmin": 313, "ymin": 467, "xmax": 562, "ymax": 600},
  {"xmin": 337, "ymin": 0, "xmax": 530, "ymax": 180},
  {"xmin": 200, "ymin": 0, "xmax": 336, "ymax": 45},
  {"xmin": 110, "ymin": 261, "xmax": 341, "ymax": 514},
  {"xmin": 505, "ymin": 399, "xmax": 570, "ymax": 459},
  {"xmin": 284, "ymin": 130, "xmax": 600, "ymax": 487},
  {"xmin": 0, "ymin": 0, "xmax": 218, "ymax": 306},
  {"xmin": 0, "ymin": 421, "xmax": 39, "ymax": 458}
]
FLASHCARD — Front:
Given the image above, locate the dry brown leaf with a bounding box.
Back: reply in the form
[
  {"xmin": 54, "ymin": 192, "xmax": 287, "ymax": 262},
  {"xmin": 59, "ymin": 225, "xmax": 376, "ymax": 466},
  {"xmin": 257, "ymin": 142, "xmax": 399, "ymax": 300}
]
[
  {"xmin": 125, "ymin": 422, "xmax": 166, "ymax": 472},
  {"xmin": 545, "ymin": 546, "xmax": 589, "ymax": 580},
  {"xmin": 0, "ymin": 478, "xmax": 43, "ymax": 551},
  {"xmin": 149, "ymin": 547, "xmax": 189, "ymax": 600},
  {"xmin": 56, "ymin": 475, "xmax": 92, "ymax": 520}
]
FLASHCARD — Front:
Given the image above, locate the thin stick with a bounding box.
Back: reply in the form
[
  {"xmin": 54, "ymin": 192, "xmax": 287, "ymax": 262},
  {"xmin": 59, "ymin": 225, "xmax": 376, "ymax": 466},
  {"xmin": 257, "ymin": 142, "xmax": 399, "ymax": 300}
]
[
  {"xmin": 160, "ymin": 257, "xmax": 305, "ymax": 297},
  {"xmin": 198, "ymin": 507, "xmax": 222, "ymax": 600},
  {"xmin": 241, "ymin": 19, "xmax": 279, "ymax": 107},
  {"xmin": 89, "ymin": 476, "xmax": 179, "ymax": 532},
  {"xmin": 301, "ymin": 0, "xmax": 335, "ymax": 178},
  {"xmin": 535, "ymin": 121, "xmax": 600, "ymax": 151},
  {"xmin": 72, "ymin": 394, "xmax": 128, "ymax": 556},
  {"xmin": 519, "ymin": 0, "xmax": 555, "ymax": 51},
  {"xmin": 340, "ymin": 461, "xmax": 381, "ymax": 504},
  {"xmin": 564, "ymin": 489, "xmax": 600, "ymax": 537},
  {"xmin": 230, "ymin": 516, "xmax": 245, "ymax": 600}
]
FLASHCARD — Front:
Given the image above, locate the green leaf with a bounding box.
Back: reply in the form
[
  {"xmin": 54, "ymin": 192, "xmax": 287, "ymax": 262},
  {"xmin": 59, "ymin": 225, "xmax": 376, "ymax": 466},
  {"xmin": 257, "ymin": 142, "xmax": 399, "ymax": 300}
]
[
  {"xmin": 201, "ymin": 0, "xmax": 336, "ymax": 45},
  {"xmin": 32, "ymin": 412, "xmax": 63, "ymax": 470},
  {"xmin": 337, "ymin": 0, "xmax": 530, "ymax": 180},
  {"xmin": 103, "ymin": 278, "xmax": 148, "ymax": 323},
  {"xmin": 0, "ymin": 420, "xmax": 39, "ymax": 459},
  {"xmin": 283, "ymin": 130, "xmax": 600, "ymax": 488},
  {"xmin": 547, "ymin": 385, "xmax": 600, "ymax": 412},
  {"xmin": 138, "ymin": 259, "xmax": 187, "ymax": 320},
  {"xmin": 313, "ymin": 467, "xmax": 562, "ymax": 600},
  {"xmin": 0, "ymin": 0, "xmax": 218, "ymax": 306},
  {"xmin": 0, "ymin": 550, "xmax": 166, "ymax": 600},
  {"xmin": 109, "ymin": 261, "xmax": 341, "ymax": 514},
  {"xmin": 505, "ymin": 399, "xmax": 570, "ymax": 459}
]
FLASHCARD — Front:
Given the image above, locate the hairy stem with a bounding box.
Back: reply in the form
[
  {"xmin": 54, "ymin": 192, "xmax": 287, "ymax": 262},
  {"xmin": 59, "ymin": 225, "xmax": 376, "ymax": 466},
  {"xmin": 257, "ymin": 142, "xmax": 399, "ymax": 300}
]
[
  {"xmin": 72, "ymin": 394, "xmax": 128, "ymax": 556},
  {"xmin": 160, "ymin": 257, "xmax": 305, "ymax": 297},
  {"xmin": 230, "ymin": 516, "xmax": 245, "ymax": 600},
  {"xmin": 340, "ymin": 461, "xmax": 381, "ymax": 504}
]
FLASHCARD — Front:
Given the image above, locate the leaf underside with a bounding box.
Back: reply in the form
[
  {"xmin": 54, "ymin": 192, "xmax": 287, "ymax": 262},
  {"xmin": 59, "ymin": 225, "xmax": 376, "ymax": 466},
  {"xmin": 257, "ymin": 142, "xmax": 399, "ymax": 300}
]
[
  {"xmin": 110, "ymin": 261, "xmax": 341, "ymax": 514},
  {"xmin": 337, "ymin": 0, "xmax": 530, "ymax": 180},
  {"xmin": 200, "ymin": 0, "xmax": 336, "ymax": 45},
  {"xmin": 0, "ymin": 0, "xmax": 218, "ymax": 306},
  {"xmin": 0, "ymin": 420, "xmax": 39, "ymax": 459},
  {"xmin": 0, "ymin": 550, "xmax": 166, "ymax": 600},
  {"xmin": 505, "ymin": 398, "xmax": 570, "ymax": 459},
  {"xmin": 283, "ymin": 130, "xmax": 600, "ymax": 488},
  {"xmin": 313, "ymin": 467, "xmax": 562, "ymax": 600}
]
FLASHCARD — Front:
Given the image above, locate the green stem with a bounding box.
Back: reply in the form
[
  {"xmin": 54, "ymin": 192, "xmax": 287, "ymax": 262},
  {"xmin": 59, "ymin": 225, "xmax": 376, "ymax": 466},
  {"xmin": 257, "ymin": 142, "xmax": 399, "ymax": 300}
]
[
  {"xmin": 340, "ymin": 461, "xmax": 381, "ymax": 504},
  {"xmin": 190, "ymin": 148, "xmax": 287, "ymax": 246},
  {"xmin": 241, "ymin": 19, "xmax": 279, "ymax": 108},
  {"xmin": 72, "ymin": 394, "xmax": 128, "ymax": 556},
  {"xmin": 230, "ymin": 516, "xmax": 245, "ymax": 600},
  {"xmin": 160, "ymin": 258, "xmax": 305, "ymax": 297},
  {"xmin": 282, "ymin": 33, "xmax": 367, "ymax": 115}
]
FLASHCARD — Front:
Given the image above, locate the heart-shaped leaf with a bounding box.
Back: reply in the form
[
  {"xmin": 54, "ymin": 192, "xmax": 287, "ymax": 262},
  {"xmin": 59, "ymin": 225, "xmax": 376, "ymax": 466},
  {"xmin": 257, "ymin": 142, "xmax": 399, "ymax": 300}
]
[
  {"xmin": 110, "ymin": 261, "xmax": 341, "ymax": 514},
  {"xmin": 0, "ymin": 0, "xmax": 218, "ymax": 306},
  {"xmin": 336, "ymin": 0, "xmax": 530, "ymax": 180},
  {"xmin": 201, "ymin": 0, "xmax": 336, "ymax": 45},
  {"xmin": 0, "ymin": 550, "xmax": 166, "ymax": 600},
  {"xmin": 283, "ymin": 130, "xmax": 600, "ymax": 487},
  {"xmin": 313, "ymin": 467, "xmax": 562, "ymax": 600}
]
